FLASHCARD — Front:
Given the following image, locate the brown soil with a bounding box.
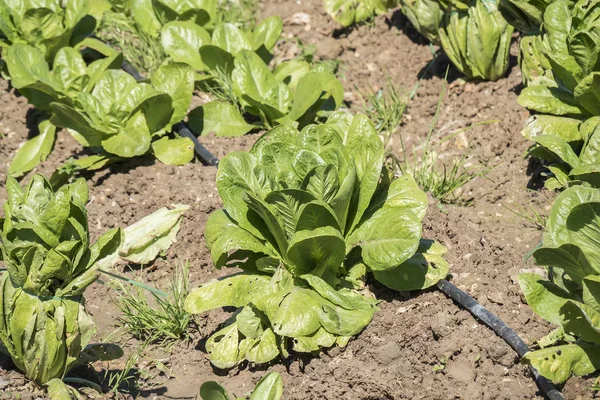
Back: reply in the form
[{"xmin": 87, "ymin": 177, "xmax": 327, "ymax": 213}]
[{"xmin": 0, "ymin": 2, "xmax": 597, "ymax": 400}]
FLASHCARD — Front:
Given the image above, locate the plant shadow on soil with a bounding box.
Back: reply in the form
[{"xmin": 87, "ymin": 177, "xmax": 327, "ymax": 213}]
[
  {"xmin": 387, "ymin": 10, "xmax": 432, "ymax": 47},
  {"xmin": 525, "ymin": 158, "xmax": 548, "ymax": 191},
  {"xmin": 93, "ymin": 155, "xmax": 159, "ymax": 187},
  {"xmin": 66, "ymin": 364, "xmax": 169, "ymax": 399}
]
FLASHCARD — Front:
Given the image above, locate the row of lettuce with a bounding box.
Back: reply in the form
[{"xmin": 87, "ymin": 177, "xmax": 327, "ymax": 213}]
[
  {"xmin": 438, "ymin": 0, "xmax": 600, "ymax": 388},
  {"xmin": 503, "ymin": 0, "xmax": 600, "ymax": 387},
  {"xmin": 363, "ymin": 0, "xmax": 600, "ymax": 193},
  {"xmin": 328, "ymin": 0, "xmax": 515, "ymax": 81},
  {"xmin": 401, "ymin": 0, "xmax": 600, "ymax": 388},
  {"xmin": 348, "ymin": 0, "xmax": 600, "ymax": 388},
  {"xmin": 0, "ymin": 0, "xmax": 344, "ymax": 179},
  {"xmin": 3, "ymin": 0, "xmax": 600, "ymax": 396}
]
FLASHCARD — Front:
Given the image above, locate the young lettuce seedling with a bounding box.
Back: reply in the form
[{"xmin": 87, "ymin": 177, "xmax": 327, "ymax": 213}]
[
  {"xmin": 0, "ymin": 174, "xmax": 123, "ymax": 394},
  {"xmin": 185, "ymin": 112, "xmax": 449, "ymax": 368}
]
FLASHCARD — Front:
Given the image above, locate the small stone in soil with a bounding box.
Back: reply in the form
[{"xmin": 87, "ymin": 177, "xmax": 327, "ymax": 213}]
[{"xmin": 0, "ymin": 377, "xmax": 11, "ymax": 389}]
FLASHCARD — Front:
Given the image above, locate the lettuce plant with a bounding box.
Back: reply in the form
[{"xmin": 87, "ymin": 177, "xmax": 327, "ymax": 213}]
[
  {"xmin": 0, "ymin": 0, "xmax": 100, "ymax": 63},
  {"xmin": 161, "ymin": 15, "xmax": 343, "ymax": 136},
  {"xmin": 0, "ymin": 175, "xmax": 123, "ymax": 391},
  {"xmin": 439, "ymin": 0, "xmax": 513, "ymax": 81},
  {"xmin": 160, "ymin": 15, "xmax": 282, "ymax": 81},
  {"xmin": 3, "ymin": 44, "xmax": 122, "ymax": 177},
  {"xmin": 497, "ymin": 0, "xmax": 557, "ymax": 84},
  {"xmin": 184, "ymin": 113, "xmax": 449, "ymax": 368},
  {"xmin": 519, "ymin": 185, "xmax": 600, "ymax": 384},
  {"xmin": 199, "ymin": 372, "xmax": 282, "ymax": 400},
  {"xmin": 187, "ymin": 51, "xmax": 344, "ymax": 136},
  {"xmin": 323, "ymin": 0, "xmax": 398, "ymax": 27},
  {"xmin": 45, "ymin": 62, "xmax": 196, "ymax": 167},
  {"xmin": 399, "ymin": 0, "xmax": 450, "ymax": 43},
  {"xmin": 518, "ymin": 0, "xmax": 600, "ymax": 118},
  {"xmin": 522, "ymin": 115, "xmax": 600, "ymax": 190},
  {"xmin": 124, "ymin": 9, "xmax": 342, "ymax": 136},
  {"xmin": 5, "ymin": 44, "xmax": 196, "ymax": 173},
  {"xmin": 4, "ymin": 44, "xmax": 122, "ymax": 113}
]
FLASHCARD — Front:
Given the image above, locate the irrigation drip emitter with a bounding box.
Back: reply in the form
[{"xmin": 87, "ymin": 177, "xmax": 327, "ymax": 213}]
[{"xmin": 436, "ymin": 279, "xmax": 564, "ymax": 400}]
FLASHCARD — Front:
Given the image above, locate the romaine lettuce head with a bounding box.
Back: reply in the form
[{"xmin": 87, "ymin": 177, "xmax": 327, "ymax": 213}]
[
  {"xmin": 204, "ymin": 112, "xmax": 447, "ymax": 289},
  {"xmin": 0, "ymin": 273, "xmax": 95, "ymax": 384},
  {"xmin": 0, "ymin": 0, "xmax": 98, "ymax": 62},
  {"xmin": 47, "ymin": 63, "xmax": 196, "ymax": 164},
  {"xmin": 519, "ymin": 185, "xmax": 600, "ymax": 384},
  {"xmin": 185, "ymin": 113, "xmax": 449, "ymax": 368},
  {"xmin": 0, "ymin": 174, "xmax": 124, "ymax": 385},
  {"xmin": 439, "ymin": 0, "xmax": 514, "ymax": 81},
  {"xmin": 0, "ymin": 174, "xmax": 123, "ymax": 298}
]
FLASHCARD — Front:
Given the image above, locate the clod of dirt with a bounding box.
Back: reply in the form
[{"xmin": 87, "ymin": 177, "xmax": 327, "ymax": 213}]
[
  {"xmin": 446, "ymin": 360, "xmax": 476, "ymax": 383},
  {"xmin": 373, "ymin": 341, "xmax": 402, "ymax": 365},
  {"xmin": 0, "ymin": 377, "xmax": 11, "ymax": 389},
  {"xmin": 315, "ymin": 36, "xmax": 344, "ymax": 58},
  {"xmin": 289, "ymin": 12, "xmax": 311, "ymax": 30},
  {"xmin": 487, "ymin": 291, "xmax": 505, "ymax": 305},
  {"xmin": 430, "ymin": 311, "xmax": 456, "ymax": 339}
]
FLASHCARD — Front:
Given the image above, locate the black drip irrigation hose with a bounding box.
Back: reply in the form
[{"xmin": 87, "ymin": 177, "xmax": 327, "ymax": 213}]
[
  {"xmin": 120, "ymin": 59, "xmax": 145, "ymax": 82},
  {"xmin": 174, "ymin": 122, "xmax": 219, "ymax": 167},
  {"xmin": 120, "ymin": 58, "xmax": 220, "ymax": 167},
  {"xmin": 436, "ymin": 279, "xmax": 564, "ymax": 400}
]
